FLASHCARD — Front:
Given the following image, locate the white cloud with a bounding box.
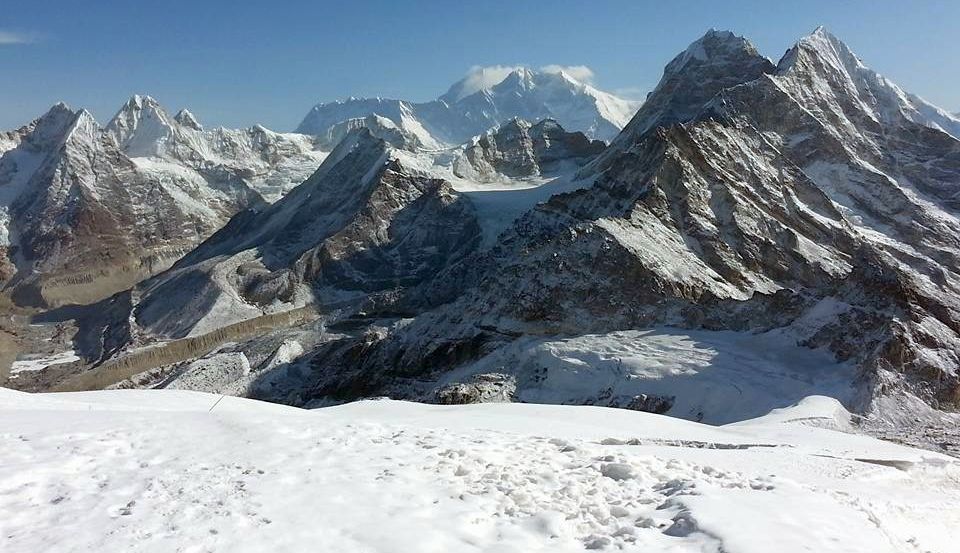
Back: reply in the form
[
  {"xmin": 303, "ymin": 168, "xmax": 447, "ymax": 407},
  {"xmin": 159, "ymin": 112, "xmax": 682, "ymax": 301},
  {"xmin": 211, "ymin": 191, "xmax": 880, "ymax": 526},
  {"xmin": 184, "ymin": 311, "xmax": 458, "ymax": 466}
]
[
  {"xmin": 453, "ymin": 65, "xmax": 523, "ymax": 100},
  {"xmin": 540, "ymin": 64, "xmax": 595, "ymax": 84},
  {"xmin": 0, "ymin": 31, "xmax": 39, "ymax": 45}
]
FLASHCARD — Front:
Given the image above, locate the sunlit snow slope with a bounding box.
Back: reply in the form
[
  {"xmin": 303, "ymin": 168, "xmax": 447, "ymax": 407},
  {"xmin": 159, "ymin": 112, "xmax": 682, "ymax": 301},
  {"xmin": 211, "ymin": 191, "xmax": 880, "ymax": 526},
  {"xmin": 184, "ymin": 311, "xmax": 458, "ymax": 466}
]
[{"xmin": 1, "ymin": 389, "xmax": 957, "ymax": 553}]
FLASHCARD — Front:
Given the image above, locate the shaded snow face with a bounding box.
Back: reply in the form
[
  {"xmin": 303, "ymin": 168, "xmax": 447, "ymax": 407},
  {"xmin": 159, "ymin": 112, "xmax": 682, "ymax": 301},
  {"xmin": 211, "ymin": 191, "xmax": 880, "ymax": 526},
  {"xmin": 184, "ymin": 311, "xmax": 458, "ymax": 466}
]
[{"xmin": 434, "ymin": 327, "xmax": 856, "ymax": 425}]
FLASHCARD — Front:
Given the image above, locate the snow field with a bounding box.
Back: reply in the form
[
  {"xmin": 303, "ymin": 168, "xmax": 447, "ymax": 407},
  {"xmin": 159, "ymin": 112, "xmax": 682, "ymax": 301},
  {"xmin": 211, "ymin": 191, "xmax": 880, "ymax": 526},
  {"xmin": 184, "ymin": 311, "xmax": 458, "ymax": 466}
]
[{"xmin": 1, "ymin": 390, "xmax": 957, "ymax": 552}]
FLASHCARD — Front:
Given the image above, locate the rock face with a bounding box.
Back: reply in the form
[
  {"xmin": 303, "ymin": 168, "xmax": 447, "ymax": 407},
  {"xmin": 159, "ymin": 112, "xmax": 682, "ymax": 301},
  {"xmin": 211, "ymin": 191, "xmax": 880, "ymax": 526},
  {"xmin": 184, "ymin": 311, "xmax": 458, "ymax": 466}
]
[
  {"xmin": 268, "ymin": 29, "xmax": 960, "ymax": 429},
  {"xmin": 434, "ymin": 373, "xmax": 516, "ymax": 405},
  {"xmin": 453, "ymin": 118, "xmax": 605, "ymax": 182},
  {"xmin": 296, "ymin": 68, "xmax": 641, "ymax": 145}
]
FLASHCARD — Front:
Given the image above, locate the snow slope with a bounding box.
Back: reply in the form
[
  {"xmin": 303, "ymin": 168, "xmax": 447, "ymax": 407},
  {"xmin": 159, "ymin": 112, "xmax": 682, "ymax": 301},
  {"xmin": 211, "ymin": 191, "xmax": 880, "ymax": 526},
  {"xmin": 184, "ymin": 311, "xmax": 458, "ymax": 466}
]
[{"xmin": 0, "ymin": 389, "xmax": 957, "ymax": 553}]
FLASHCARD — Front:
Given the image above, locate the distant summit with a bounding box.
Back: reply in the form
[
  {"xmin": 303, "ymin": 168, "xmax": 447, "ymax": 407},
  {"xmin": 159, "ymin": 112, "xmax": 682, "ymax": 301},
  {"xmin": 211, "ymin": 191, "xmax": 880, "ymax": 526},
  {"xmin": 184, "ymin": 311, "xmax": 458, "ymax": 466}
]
[{"xmin": 296, "ymin": 67, "xmax": 641, "ymax": 145}]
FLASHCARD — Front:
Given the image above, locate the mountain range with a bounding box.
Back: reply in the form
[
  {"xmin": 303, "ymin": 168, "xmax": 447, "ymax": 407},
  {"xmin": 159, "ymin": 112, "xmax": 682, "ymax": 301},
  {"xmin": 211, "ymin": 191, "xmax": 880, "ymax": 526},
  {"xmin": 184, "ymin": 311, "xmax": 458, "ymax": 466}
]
[
  {"xmin": 3, "ymin": 28, "xmax": 960, "ymax": 456},
  {"xmin": 296, "ymin": 67, "xmax": 641, "ymax": 146},
  {"xmin": 0, "ymin": 72, "xmax": 640, "ymax": 309},
  {"xmin": 0, "ymin": 97, "xmax": 326, "ymax": 307}
]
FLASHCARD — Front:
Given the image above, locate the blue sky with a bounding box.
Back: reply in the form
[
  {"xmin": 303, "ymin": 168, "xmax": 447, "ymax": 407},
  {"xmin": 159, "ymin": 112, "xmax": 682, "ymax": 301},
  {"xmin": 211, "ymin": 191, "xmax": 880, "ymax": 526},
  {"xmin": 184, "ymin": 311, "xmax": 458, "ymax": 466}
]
[{"xmin": 2, "ymin": 0, "xmax": 958, "ymax": 131}]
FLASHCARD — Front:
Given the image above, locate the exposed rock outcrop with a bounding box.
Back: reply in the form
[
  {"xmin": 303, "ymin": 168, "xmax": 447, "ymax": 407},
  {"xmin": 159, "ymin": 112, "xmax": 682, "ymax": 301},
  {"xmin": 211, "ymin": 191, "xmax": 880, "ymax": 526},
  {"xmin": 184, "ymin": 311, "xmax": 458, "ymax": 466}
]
[{"xmin": 453, "ymin": 118, "xmax": 604, "ymax": 182}]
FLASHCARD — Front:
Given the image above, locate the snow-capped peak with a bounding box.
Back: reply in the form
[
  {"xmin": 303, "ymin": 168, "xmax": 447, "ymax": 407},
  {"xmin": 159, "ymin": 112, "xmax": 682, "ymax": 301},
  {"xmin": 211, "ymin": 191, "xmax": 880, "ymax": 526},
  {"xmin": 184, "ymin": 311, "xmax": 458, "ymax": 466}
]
[
  {"xmin": 599, "ymin": 29, "xmax": 774, "ymax": 150},
  {"xmin": 105, "ymin": 94, "xmax": 179, "ymax": 157},
  {"xmin": 444, "ymin": 67, "xmax": 593, "ymax": 105},
  {"xmin": 67, "ymin": 109, "xmax": 101, "ymax": 142},
  {"xmin": 174, "ymin": 108, "xmax": 203, "ymax": 131},
  {"xmin": 776, "ymin": 27, "xmax": 960, "ymax": 139},
  {"xmin": 493, "ymin": 68, "xmax": 538, "ymax": 93},
  {"xmin": 17, "ymin": 102, "xmax": 102, "ymax": 152},
  {"xmin": 665, "ymin": 29, "xmax": 766, "ymax": 78},
  {"xmin": 778, "ymin": 26, "xmax": 866, "ymax": 75},
  {"xmin": 439, "ymin": 65, "xmax": 524, "ymax": 104},
  {"xmin": 31, "ymin": 102, "xmax": 84, "ymax": 142}
]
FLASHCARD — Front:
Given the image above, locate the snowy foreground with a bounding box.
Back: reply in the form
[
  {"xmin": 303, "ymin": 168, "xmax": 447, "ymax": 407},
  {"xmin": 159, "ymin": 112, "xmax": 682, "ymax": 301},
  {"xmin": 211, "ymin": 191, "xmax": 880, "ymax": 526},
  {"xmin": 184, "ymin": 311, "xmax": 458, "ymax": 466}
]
[{"xmin": 1, "ymin": 390, "xmax": 958, "ymax": 553}]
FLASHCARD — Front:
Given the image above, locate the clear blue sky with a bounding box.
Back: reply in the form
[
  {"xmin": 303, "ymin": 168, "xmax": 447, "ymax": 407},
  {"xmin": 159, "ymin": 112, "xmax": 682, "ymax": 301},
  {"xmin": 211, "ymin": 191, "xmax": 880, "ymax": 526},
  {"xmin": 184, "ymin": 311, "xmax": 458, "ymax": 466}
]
[{"xmin": 2, "ymin": 0, "xmax": 958, "ymax": 131}]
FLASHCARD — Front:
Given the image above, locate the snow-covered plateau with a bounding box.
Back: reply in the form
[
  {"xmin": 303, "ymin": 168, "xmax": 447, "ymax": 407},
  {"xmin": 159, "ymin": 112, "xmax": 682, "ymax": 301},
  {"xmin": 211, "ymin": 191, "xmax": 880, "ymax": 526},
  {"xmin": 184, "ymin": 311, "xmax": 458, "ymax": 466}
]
[{"xmin": 2, "ymin": 388, "xmax": 958, "ymax": 553}]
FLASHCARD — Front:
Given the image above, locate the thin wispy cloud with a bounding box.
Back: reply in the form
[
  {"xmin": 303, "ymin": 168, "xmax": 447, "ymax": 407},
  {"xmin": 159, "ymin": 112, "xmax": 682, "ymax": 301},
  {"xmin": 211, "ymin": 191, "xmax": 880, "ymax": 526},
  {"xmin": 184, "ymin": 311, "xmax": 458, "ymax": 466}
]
[
  {"xmin": 0, "ymin": 30, "xmax": 41, "ymax": 45},
  {"xmin": 457, "ymin": 65, "xmax": 524, "ymax": 98}
]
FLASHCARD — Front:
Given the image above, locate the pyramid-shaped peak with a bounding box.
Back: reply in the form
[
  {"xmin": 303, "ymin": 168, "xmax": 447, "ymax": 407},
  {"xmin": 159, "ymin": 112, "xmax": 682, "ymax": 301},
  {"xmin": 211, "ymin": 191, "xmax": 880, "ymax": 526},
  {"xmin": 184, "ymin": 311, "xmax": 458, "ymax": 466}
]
[
  {"xmin": 494, "ymin": 67, "xmax": 538, "ymax": 90},
  {"xmin": 74, "ymin": 108, "xmax": 98, "ymax": 124},
  {"xmin": 777, "ymin": 27, "xmax": 866, "ymax": 75},
  {"xmin": 810, "ymin": 25, "xmax": 834, "ymax": 39},
  {"xmin": 36, "ymin": 102, "xmax": 79, "ymax": 125},
  {"xmin": 26, "ymin": 102, "xmax": 86, "ymax": 145},
  {"xmin": 594, "ymin": 29, "xmax": 775, "ymax": 155},
  {"xmin": 678, "ymin": 29, "xmax": 760, "ymax": 65},
  {"xmin": 800, "ymin": 26, "xmax": 852, "ymax": 51},
  {"xmin": 66, "ymin": 109, "xmax": 101, "ymax": 138},
  {"xmin": 174, "ymin": 108, "xmax": 203, "ymax": 131},
  {"xmin": 108, "ymin": 94, "xmax": 171, "ymax": 130}
]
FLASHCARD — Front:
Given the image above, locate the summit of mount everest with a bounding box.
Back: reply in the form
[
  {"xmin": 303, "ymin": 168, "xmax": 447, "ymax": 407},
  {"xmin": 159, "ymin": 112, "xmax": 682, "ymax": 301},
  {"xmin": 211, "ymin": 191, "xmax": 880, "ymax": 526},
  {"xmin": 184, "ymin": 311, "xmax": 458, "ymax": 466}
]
[{"xmin": 295, "ymin": 66, "xmax": 642, "ymax": 146}]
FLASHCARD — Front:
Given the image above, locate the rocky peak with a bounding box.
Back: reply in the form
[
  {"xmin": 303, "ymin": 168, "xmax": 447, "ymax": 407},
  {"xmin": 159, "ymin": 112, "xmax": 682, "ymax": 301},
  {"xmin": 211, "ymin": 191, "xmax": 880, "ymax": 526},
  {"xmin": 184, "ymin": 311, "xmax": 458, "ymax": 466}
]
[
  {"xmin": 773, "ymin": 27, "xmax": 960, "ymax": 139},
  {"xmin": 454, "ymin": 117, "xmax": 604, "ymax": 182},
  {"xmin": 174, "ymin": 108, "xmax": 203, "ymax": 131},
  {"xmin": 318, "ymin": 114, "xmax": 419, "ymax": 151},
  {"xmin": 22, "ymin": 103, "xmax": 89, "ymax": 150},
  {"xmin": 666, "ymin": 29, "xmax": 765, "ymax": 75},
  {"xmin": 105, "ymin": 94, "xmax": 177, "ymax": 157},
  {"xmin": 615, "ymin": 30, "xmax": 775, "ymax": 143}
]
